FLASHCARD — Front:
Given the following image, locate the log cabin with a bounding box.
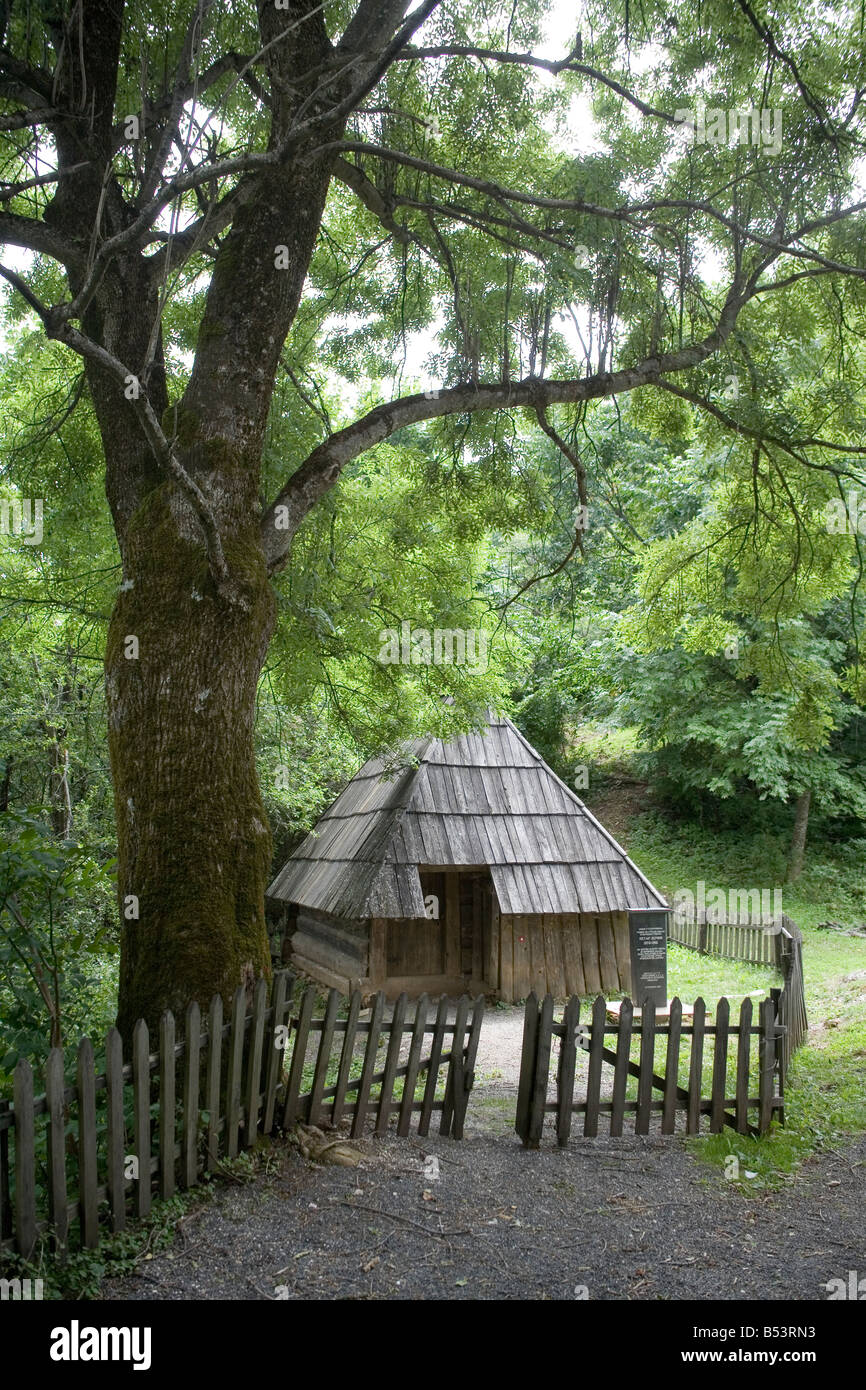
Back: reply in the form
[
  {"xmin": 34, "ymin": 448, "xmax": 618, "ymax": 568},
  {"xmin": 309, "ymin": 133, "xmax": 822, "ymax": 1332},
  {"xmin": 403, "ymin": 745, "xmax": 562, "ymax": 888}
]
[{"xmin": 266, "ymin": 712, "xmax": 668, "ymax": 1001}]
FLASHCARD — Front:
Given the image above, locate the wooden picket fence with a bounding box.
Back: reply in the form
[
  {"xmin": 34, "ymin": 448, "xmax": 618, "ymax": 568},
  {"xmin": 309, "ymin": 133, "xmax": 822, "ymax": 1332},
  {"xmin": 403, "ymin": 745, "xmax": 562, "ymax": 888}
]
[
  {"xmin": 516, "ymin": 915, "xmax": 808, "ymax": 1147},
  {"xmin": 669, "ymin": 910, "xmax": 808, "ymax": 1076},
  {"xmin": 669, "ymin": 907, "xmax": 790, "ymax": 965},
  {"xmin": 0, "ymin": 973, "xmax": 483, "ymax": 1260},
  {"xmin": 516, "ymin": 992, "xmax": 782, "ymax": 1146}
]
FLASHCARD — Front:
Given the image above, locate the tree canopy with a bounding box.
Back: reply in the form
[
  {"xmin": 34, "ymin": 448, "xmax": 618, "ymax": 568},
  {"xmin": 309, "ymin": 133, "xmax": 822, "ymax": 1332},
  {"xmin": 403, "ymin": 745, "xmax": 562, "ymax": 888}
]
[{"xmin": 1, "ymin": 0, "xmax": 864, "ymax": 1036}]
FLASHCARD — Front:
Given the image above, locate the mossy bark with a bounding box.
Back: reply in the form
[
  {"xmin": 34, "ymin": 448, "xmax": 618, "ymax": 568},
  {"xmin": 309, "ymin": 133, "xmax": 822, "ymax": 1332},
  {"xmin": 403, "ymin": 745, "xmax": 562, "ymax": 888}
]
[
  {"xmin": 109, "ymin": 479, "xmax": 275, "ymax": 1042},
  {"xmin": 23, "ymin": 1, "xmax": 420, "ymax": 1042}
]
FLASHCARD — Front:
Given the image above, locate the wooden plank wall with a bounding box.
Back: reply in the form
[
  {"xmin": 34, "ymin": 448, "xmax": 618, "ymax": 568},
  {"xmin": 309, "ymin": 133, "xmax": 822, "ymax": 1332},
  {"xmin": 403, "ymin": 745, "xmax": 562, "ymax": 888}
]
[
  {"xmin": 386, "ymin": 918, "xmax": 445, "ymax": 978},
  {"xmin": 499, "ymin": 912, "xmax": 631, "ymax": 1001}
]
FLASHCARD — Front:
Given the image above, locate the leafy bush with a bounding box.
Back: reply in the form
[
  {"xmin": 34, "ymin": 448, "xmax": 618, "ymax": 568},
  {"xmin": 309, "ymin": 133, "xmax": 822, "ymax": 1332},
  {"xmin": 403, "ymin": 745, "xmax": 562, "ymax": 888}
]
[{"xmin": 0, "ymin": 811, "xmax": 118, "ymax": 1081}]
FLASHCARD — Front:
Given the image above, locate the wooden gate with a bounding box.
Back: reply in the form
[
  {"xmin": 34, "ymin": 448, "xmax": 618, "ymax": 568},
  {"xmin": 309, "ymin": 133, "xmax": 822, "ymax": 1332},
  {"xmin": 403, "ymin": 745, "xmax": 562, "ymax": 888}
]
[
  {"xmin": 282, "ymin": 986, "xmax": 485, "ymax": 1140},
  {"xmin": 515, "ymin": 992, "xmax": 787, "ymax": 1147}
]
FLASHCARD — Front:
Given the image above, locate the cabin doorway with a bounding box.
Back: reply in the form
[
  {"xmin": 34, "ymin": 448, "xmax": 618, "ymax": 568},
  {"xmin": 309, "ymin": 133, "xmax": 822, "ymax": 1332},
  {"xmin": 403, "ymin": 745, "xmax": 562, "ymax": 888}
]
[
  {"xmin": 457, "ymin": 870, "xmax": 494, "ymax": 984},
  {"xmin": 387, "ymin": 871, "xmax": 446, "ymax": 978},
  {"xmin": 431, "ymin": 868, "xmax": 497, "ymax": 992},
  {"xmin": 385, "ymin": 869, "xmax": 498, "ymax": 995}
]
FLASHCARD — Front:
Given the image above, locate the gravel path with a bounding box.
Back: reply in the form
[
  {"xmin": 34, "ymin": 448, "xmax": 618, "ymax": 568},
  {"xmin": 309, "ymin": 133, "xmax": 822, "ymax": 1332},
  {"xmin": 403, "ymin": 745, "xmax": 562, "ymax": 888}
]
[{"xmin": 99, "ymin": 1054, "xmax": 866, "ymax": 1301}]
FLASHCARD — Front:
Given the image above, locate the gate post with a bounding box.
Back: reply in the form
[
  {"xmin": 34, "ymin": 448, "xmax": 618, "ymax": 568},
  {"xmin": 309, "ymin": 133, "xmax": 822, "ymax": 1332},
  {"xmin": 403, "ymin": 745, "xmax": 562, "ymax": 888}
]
[
  {"xmin": 527, "ymin": 995, "xmax": 555, "ymax": 1148},
  {"xmin": 440, "ymin": 995, "xmax": 469, "ymax": 1136},
  {"xmin": 515, "ymin": 993, "xmax": 539, "ymax": 1145},
  {"xmin": 450, "ymin": 996, "xmax": 485, "ymax": 1139},
  {"xmin": 758, "ymin": 995, "xmax": 778, "ymax": 1134}
]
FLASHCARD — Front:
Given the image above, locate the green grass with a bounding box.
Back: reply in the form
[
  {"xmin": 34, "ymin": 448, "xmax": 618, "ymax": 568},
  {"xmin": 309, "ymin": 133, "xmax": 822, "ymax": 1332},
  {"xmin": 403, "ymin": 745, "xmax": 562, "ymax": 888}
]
[
  {"xmin": 570, "ymin": 722, "xmax": 642, "ymax": 765},
  {"xmin": 629, "ymin": 810, "xmax": 866, "ymax": 934}
]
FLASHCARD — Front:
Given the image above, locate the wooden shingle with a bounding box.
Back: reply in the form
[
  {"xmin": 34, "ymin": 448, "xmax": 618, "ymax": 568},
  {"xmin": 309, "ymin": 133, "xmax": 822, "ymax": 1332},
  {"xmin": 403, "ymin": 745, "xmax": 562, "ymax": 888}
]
[{"xmin": 267, "ymin": 712, "xmax": 666, "ymax": 917}]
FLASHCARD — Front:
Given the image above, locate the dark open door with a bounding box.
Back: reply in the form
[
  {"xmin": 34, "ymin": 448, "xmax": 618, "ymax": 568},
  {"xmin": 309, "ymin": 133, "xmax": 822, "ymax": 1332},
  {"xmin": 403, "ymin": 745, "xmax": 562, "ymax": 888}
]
[
  {"xmin": 458, "ymin": 870, "xmax": 495, "ymax": 988},
  {"xmin": 387, "ymin": 871, "xmax": 447, "ymax": 978},
  {"xmin": 388, "ymin": 869, "xmax": 497, "ymax": 991}
]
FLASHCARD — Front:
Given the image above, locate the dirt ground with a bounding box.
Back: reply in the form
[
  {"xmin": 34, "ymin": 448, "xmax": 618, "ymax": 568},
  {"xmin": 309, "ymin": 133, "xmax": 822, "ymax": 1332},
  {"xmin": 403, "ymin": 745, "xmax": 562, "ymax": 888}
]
[{"xmin": 99, "ymin": 1016, "xmax": 866, "ymax": 1302}]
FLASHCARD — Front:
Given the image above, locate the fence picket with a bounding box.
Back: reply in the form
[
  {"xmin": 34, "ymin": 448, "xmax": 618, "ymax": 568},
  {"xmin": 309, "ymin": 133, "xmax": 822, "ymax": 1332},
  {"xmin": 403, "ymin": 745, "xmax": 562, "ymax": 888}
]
[
  {"xmin": 105, "ymin": 1027, "xmax": 125, "ymax": 1233},
  {"xmin": 351, "ymin": 991, "xmax": 385, "ymax": 1139},
  {"xmin": 283, "ymin": 984, "xmax": 316, "ymax": 1130},
  {"xmin": 308, "ymin": 987, "xmax": 340, "ymax": 1128},
  {"xmin": 687, "ymin": 998, "xmax": 706, "ymax": 1135},
  {"xmin": 331, "ymin": 989, "xmax": 361, "ymax": 1129},
  {"xmin": 45, "ymin": 1047, "xmax": 69, "ymax": 1248},
  {"xmin": 635, "ymin": 999, "xmax": 656, "ymax": 1135},
  {"xmin": 77, "ymin": 1037, "xmax": 99, "ymax": 1248},
  {"xmin": 244, "ymin": 979, "xmax": 267, "ymax": 1145},
  {"xmin": 206, "ymin": 994, "xmax": 223, "ymax": 1172},
  {"xmin": 661, "ymin": 997, "xmax": 682, "ymax": 1134},
  {"xmin": 610, "ymin": 997, "xmax": 633, "ymax": 1137},
  {"xmin": 159, "ymin": 1012, "xmax": 176, "ymax": 1200},
  {"xmin": 0, "ymin": 1100, "xmax": 10, "ymax": 1242},
  {"xmin": 735, "ymin": 997, "xmax": 752, "ymax": 1133},
  {"xmin": 13, "ymin": 1059, "xmax": 36, "ymax": 1260},
  {"xmin": 133, "ymin": 1019, "xmax": 151, "ymax": 1218},
  {"xmin": 263, "ymin": 972, "xmax": 290, "ymax": 1134},
  {"xmin": 226, "ymin": 987, "xmax": 246, "ymax": 1158},
  {"xmin": 452, "ymin": 997, "xmax": 484, "ymax": 1141},
  {"xmin": 440, "ymin": 994, "xmax": 468, "ymax": 1138},
  {"xmin": 419, "ymin": 995, "xmax": 449, "ymax": 1138},
  {"xmin": 556, "ymin": 997, "xmax": 579, "ymax": 1146},
  {"xmin": 398, "ymin": 994, "xmax": 429, "ymax": 1137},
  {"xmin": 584, "ymin": 996, "xmax": 606, "ymax": 1137},
  {"xmin": 710, "ymin": 997, "xmax": 730, "ymax": 1133},
  {"xmin": 515, "ymin": 993, "xmax": 538, "ymax": 1143},
  {"xmin": 526, "ymin": 993, "xmax": 554, "ymax": 1148},
  {"xmin": 759, "ymin": 996, "xmax": 777, "ymax": 1132},
  {"xmin": 182, "ymin": 1001, "xmax": 201, "ymax": 1188}
]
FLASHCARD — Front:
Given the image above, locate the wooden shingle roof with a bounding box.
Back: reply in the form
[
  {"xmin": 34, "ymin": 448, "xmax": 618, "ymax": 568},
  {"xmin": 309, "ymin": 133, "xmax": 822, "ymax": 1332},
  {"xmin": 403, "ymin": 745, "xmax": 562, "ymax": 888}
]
[{"xmin": 267, "ymin": 713, "xmax": 666, "ymax": 919}]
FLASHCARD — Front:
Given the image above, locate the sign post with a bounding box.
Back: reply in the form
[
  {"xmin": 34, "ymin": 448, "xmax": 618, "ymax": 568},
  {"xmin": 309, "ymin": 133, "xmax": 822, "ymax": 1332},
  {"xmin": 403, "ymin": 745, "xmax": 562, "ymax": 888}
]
[{"xmin": 628, "ymin": 908, "xmax": 670, "ymax": 1009}]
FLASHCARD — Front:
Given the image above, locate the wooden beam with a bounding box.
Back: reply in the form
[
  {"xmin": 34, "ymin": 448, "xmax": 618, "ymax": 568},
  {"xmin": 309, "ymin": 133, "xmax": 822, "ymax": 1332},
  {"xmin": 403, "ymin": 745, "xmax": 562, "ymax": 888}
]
[{"xmin": 369, "ymin": 917, "xmax": 386, "ymax": 989}]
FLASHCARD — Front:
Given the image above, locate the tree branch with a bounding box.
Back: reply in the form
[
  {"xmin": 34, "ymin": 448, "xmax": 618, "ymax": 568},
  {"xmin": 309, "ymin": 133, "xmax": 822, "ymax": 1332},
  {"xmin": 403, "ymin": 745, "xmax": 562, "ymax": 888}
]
[
  {"xmin": 331, "ymin": 156, "xmax": 410, "ymax": 243},
  {"xmin": 261, "ymin": 280, "xmax": 751, "ymax": 571},
  {"xmin": 0, "ymin": 211, "xmax": 82, "ymax": 268},
  {"xmin": 395, "ymin": 43, "xmax": 681, "ymax": 127},
  {"xmin": 0, "ymin": 48, "xmax": 53, "ymax": 104},
  {"xmin": 654, "ymin": 377, "xmax": 866, "ymax": 483},
  {"xmin": 139, "ymin": 0, "xmax": 218, "ymax": 207},
  {"xmin": 0, "ymin": 261, "xmax": 233, "ymax": 594}
]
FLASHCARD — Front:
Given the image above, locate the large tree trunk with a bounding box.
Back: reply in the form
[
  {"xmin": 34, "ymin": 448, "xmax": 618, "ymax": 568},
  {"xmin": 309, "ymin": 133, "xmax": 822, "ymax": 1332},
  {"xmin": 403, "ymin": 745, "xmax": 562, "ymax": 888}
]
[
  {"xmin": 29, "ymin": 0, "xmax": 365, "ymax": 1037},
  {"xmin": 109, "ymin": 479, "xmax": 276, "ymax": 1041},
  {"xmin": 786, "ymin": 788, "xmax": 811, "ymax": 884}
]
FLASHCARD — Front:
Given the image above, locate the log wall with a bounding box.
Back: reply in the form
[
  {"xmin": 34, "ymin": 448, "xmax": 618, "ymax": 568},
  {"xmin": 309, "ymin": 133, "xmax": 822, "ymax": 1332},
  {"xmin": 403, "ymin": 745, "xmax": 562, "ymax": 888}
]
[{"xmin": 290, "ymin": 907, "xmax": 369, "ymax": 994}]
